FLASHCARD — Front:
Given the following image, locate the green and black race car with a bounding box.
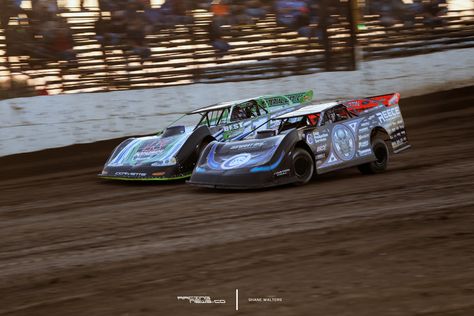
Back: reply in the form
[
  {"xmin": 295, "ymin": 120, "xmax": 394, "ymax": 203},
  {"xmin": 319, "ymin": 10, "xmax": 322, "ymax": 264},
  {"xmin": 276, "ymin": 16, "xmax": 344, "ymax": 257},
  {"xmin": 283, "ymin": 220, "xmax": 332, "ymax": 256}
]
[{"xmin": 98, "ymin": 90, "xmax": 313, "ymax": 181}]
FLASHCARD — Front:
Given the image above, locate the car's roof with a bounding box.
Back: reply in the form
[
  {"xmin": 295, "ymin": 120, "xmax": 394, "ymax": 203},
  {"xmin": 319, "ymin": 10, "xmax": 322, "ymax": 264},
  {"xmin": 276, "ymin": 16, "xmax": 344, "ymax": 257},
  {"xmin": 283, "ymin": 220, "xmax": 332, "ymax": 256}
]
[
  {"xmin": 188, "ymin": 93, "xmax": 303, "ymax": 115},
  {"xmin": 188, "ymin": 101, "xmax": 236, "ymax": 114},
  {"xmin": 276, "ymin": 101, "xmax": 340, "ymax": 119}
]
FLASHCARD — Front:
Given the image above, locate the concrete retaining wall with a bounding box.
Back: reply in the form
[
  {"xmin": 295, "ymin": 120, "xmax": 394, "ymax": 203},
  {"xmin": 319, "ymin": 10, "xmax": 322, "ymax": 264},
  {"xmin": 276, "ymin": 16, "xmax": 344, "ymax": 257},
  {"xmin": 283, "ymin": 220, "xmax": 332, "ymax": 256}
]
[{"xmin": 1, "ymin": 47, "xmax": 473, "ymax": 156}]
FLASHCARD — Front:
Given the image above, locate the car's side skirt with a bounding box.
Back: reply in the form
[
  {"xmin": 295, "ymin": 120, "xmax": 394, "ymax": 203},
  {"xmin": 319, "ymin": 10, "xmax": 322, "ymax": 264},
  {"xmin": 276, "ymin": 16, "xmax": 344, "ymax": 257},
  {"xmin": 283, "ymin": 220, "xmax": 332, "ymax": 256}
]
[{"xmin": 316, "ymin": 155, "xmax": 375, "ymax": 175}]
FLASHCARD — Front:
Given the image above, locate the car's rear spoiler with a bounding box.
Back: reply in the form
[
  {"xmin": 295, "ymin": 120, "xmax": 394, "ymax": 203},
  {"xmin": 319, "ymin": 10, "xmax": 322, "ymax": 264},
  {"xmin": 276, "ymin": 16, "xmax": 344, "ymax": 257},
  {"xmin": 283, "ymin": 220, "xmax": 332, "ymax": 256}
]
[
  {"xmin": 262, "ymin": 90, "xmax": 314, "ymax": 108},
  {"xmin": 345, "ymin": 92, "xmax": 400, "ymax": 113}
]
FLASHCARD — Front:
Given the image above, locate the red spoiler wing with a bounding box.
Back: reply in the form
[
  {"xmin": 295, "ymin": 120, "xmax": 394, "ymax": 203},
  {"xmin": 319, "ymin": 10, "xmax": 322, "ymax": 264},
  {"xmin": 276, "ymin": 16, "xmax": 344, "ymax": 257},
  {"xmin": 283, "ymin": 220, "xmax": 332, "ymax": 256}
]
[{"xmin": 346, "ymin": 93, "xmax": 401, "ymax": 113}]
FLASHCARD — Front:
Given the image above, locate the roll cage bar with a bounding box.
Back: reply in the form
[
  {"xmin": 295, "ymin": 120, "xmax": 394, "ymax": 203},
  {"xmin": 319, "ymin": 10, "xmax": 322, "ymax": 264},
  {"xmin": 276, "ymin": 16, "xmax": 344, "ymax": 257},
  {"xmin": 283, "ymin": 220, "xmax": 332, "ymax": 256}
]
[
  {"xmin": 194, "ymin": 97, "xmax": 283, "ymax": 129},
  {"xmin": 234, "ymin": 97, "xmax": 384, "ymax": 140},
  {"xmin": 276, "ymin": 102, "xmax": 363, "ymax": 133}
]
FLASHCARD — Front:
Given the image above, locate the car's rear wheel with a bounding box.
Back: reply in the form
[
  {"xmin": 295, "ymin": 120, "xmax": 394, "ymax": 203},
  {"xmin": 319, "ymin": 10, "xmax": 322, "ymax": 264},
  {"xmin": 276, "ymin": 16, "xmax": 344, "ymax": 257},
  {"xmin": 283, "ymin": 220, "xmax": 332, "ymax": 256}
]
[
  {"xmin": 293, "ymin": 148, "xmax": 314, "ymax": 185},
  {"xmin": 358, "ymin": 138, "xmax": 389, "ymax": 174}
]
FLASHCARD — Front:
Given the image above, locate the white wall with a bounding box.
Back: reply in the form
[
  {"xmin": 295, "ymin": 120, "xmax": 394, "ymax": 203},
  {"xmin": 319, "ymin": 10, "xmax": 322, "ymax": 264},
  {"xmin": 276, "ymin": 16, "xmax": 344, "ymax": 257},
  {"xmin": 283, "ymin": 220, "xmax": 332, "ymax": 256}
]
[{"xmin": 1, "ymin": 47, "xmax": 473, "ymax": 157}]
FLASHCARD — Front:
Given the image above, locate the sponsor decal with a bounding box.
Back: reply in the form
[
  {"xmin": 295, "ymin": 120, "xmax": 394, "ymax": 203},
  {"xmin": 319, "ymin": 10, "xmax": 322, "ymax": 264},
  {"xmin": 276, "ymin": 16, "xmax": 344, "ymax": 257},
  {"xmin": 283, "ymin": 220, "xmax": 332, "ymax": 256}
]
[
  {"xmin": 266, "ymin": 96, "xmax": 290, "ymax": 107},
  {"xmin": 266, "ymin": 92, "xmax": 309, "ymax": 106},
  {"xmin": 151, "ymin": 156, "xmax": 177, "ymax": 167},
  {"xmin": 108, "ymin": 135, "xmax": 186, "ymax": 167},
  {"xmin": 376, "ymin": 107, "xmax": 401, "ymax": 123},
  {"xmin": 316, "ymin": 144, "xmax": 327, "ymax": 152},
  {"xmin": 274, "ymin": 169, "xmax": 290, "ymax": 177},
  {"xmin": 332, "ymin": 125, "xmax": 356, "ymax": 161},
  {"xmin": 314, "ymin": 132, "xmax": 329, "ymax": 140},
  {"xmin": 221, "ymin": 153, "xmax": 252, "ymax": 169},
  {"xmin": 315, "ymin": 153, "xmax": 326, "ymax": 160},
  {"xmin": 229, "ymin": 142, "xmax": 265, "ymax": 150},
  {"xmin": 152, "ymin": 172, "xmax": 166, "ymax": 177},
  {"xmin": 223, "ymin": 122, "xmax": 244, "ymax": 132},
  {"xmin": 115, "ymin": 172, "xmax": 147, "ymax": 177},
  {"xmin": 306, "ymin": 133, "xmax": 314, "ymax": 145},
  {"xmin": 358, "ymin": 148, "xmax": 372, "ymax": 156},
  {"xmin": 134, "ymin": 140, "xmax": 168, "ymax": 160},
  {"xmin": 313, "ymin": 131, "xmax": 329, "ymax": 144},
  {"xmin": 287, "ymin": 92, "xmax": 309, "ymax": 103}
]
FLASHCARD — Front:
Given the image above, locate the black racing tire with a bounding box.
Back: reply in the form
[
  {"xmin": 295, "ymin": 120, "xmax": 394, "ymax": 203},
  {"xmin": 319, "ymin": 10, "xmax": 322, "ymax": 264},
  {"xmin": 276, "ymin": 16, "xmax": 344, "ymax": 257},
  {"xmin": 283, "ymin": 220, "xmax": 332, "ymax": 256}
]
[
  {"xmin": 292, "ymin": 148, "xmax": 314, "ymax": 186},
  {"xmin": 358, "ymin": 138, "xmax": 389, "ymax": 174}
]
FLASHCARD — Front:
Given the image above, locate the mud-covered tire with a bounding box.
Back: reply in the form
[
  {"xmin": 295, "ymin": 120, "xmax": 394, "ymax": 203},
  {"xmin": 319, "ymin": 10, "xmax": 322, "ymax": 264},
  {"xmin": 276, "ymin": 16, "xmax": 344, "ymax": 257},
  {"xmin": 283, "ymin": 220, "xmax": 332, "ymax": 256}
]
[
  {"xmin": 292, "ymin": 148, "xmax": 314, "ymax": 185},
  {"xmin": 358, "ymin": 138, "xmax": 389, "ymax": 174}
]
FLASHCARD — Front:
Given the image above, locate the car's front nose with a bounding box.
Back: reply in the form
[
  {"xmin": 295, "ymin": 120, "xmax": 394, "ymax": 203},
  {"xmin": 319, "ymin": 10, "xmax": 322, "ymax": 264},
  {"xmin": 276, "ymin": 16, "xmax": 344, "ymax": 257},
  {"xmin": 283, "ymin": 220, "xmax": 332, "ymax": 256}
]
[
  {"xmin": 189, "ymin": 167, "xmax": 274, "ymax": 189},
  {"xmin": 98, "ymin": 164, "xmax": 190, "ymax": 181},
  {"xmin": 189, "ymin": 154, "xmax": 294, "ymax": 189}
]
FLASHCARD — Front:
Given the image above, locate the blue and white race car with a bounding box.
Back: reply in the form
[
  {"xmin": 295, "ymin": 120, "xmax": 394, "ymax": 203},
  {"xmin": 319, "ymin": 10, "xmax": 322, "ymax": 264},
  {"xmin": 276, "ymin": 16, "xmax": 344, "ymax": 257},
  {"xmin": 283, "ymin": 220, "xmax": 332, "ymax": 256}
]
[{"xmin": 189, "ymin": 93, "xmax": 410, "ymax": 189}]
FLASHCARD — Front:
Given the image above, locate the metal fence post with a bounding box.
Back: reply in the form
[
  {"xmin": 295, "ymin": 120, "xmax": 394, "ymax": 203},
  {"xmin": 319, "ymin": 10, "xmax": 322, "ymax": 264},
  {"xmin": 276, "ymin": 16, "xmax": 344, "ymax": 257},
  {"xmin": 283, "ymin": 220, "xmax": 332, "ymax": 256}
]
[
  {"xmin": 348, "ymin": 0, "xmax": 360, "ymax": 70},
  {"xmin": 320, "ymin": 0, "xmax": 332, "ymax": 71}
]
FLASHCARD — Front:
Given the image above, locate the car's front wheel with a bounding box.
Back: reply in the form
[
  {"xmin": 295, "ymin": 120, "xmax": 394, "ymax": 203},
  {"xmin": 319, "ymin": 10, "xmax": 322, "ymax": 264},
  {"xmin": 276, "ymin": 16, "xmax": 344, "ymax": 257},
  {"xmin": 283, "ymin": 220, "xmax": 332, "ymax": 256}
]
[
  {"xmin": 293, "ymin": 148, "xmax": 314, "ymax": 185},
  {"xmin": 358, "ymin": 138, "xmax": 389, "ymax": 174}
]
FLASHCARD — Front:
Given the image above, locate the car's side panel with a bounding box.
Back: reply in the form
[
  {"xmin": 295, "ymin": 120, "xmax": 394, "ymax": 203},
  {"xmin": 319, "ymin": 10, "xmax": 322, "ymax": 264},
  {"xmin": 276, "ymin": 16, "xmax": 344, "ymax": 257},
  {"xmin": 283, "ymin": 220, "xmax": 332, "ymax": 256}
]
[
  {"xmin": 301, "ymin": 104, "xmax": 408, "ymax": 175},
  {"xmin": 189, "ymin": 94, "xmax": 411, "ymax": 189},
  {"xmin": 372, "ymin": 105, "xmax": 410, "ymax": 152},
  {"xmin": 301, "ymin": 116, "xmax": 374, "ymax": 174},
  {"xmin": 355, "ymin": 104, "xmax": 409, "ymax": 152},
  {"xmin": 302, "ymin": 127, "xmax": 331, "ymax": 170}
]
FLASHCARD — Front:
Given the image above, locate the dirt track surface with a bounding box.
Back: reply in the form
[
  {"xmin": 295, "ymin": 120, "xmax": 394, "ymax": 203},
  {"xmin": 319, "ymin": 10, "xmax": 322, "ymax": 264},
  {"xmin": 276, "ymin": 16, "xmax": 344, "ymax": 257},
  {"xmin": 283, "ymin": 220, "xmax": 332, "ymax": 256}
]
[{"xmin": 0, "ymin": 87, "xmax": 473, "ymax": 316}]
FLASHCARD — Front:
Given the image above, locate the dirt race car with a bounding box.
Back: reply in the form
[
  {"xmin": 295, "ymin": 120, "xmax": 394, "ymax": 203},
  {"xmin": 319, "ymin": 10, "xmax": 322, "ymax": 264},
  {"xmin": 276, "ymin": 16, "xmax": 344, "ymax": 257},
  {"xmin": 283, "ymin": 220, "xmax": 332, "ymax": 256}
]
[
  {"xmin": 188, "ymin": 93, "xmax": 410, "ymax": 189},
  {"xmin": 98, "ymin": 90, "xmax": 313, "ymax": 181}
]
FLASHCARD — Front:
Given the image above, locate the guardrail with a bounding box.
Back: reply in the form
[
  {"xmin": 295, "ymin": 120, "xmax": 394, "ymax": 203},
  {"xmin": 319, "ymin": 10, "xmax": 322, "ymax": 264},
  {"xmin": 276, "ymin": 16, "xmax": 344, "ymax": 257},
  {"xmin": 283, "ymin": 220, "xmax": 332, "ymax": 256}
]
[{"xmin": 0, "ymin": 6, "xmax": 472, "ymax": 98}]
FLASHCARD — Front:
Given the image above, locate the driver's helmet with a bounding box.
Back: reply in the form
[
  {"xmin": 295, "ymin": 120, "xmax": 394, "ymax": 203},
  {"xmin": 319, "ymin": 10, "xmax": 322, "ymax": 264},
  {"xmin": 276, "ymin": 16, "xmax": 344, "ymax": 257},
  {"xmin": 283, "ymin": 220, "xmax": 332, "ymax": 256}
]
[
  {"xmin": 334, "ymin": 109, "xmax": 345, "ymax": 121},
  {"xmin": 245, "ymin": 107, "xmax": 253, "ymax": 118},
  {"xmin": 232, "ymin": 107, "xmax": 247, "ymax": 120}
]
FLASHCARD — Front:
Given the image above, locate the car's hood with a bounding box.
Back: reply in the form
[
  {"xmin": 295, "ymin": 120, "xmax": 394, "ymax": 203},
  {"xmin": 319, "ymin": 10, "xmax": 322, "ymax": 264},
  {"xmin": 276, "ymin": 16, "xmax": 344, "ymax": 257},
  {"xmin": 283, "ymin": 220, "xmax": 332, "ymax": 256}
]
[
  {"xmin": 203, "ymin": 135, "xmax": 285, "ymax": 171},
  {"xmin": 106, "ymin": 132, "xmax": 192, "ymax": 167}
]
